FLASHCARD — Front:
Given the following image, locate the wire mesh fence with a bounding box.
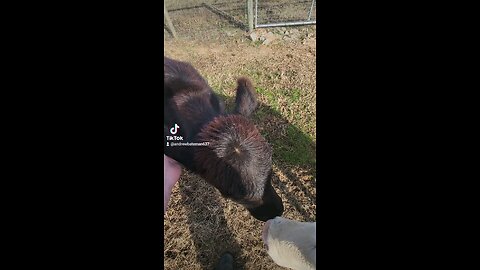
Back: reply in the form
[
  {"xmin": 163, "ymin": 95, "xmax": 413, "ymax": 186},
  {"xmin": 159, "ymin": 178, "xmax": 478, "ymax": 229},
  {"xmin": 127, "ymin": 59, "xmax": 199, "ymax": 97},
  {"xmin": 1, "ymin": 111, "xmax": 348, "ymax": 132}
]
[
  {"xmin": 164, "ymin": 0, "xmax": 247, "ymax": 40},
  {"xmin": 164, "ymin": 0, "xmax": 316, "ymax": 40},
  {"xmin": 255, "ymin": 0, "xmax": 316, "ymax": 27}
]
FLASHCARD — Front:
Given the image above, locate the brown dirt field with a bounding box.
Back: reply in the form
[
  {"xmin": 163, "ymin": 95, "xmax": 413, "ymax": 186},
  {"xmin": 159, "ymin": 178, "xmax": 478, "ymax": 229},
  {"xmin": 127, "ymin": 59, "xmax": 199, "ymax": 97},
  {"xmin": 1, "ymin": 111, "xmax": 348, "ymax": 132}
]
[{"xmin": 164, "ymin": 5, "xmax": 316, "ymax": 269}]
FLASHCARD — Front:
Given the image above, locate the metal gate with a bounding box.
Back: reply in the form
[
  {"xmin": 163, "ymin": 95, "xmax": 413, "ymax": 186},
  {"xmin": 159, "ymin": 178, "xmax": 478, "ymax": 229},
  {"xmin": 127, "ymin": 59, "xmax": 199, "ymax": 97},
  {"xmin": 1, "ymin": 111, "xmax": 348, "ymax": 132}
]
[{"xmin": 255, "ymin": 0, "xmax": 316, "ymax": 28}]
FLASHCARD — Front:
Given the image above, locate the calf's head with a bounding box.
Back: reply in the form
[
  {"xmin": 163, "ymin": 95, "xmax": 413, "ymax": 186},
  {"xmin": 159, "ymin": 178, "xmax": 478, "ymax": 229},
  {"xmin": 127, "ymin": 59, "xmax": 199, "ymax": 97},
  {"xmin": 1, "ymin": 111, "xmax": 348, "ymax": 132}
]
[
  {"xmin": 164, "ymin": 56, "xmax": 283, "ymax": 221},
  {"xmin": 194, "ymin": 78, "xmax": 284, "ymax": 221}
]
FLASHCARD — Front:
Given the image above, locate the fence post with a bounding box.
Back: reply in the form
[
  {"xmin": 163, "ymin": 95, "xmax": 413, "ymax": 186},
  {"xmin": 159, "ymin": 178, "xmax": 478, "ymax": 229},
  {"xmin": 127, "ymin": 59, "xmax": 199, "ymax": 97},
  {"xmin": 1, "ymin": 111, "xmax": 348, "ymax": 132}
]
[
  {"xmin": 247, "ymin": 0, "xmax": 254, "ymax": 32},
  {"xmin": 164, "ymin": 2, "xmax": 177, "ymax": 38}
]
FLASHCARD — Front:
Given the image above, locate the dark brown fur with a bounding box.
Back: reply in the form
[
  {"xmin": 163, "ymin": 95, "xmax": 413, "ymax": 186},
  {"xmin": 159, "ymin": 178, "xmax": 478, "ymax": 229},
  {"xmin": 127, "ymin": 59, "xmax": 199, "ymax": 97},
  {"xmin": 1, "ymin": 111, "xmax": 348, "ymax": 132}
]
[{"xmin": 164, "ymin": 56, "xmax": 283, "ymax": 221}]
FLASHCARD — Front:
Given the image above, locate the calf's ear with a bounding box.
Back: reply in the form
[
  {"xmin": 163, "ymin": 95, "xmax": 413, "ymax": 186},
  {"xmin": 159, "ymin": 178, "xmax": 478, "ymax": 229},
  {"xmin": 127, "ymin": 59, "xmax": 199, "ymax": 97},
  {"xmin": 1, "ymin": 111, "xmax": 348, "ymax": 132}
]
[{"xmin": 234, "ymin": 77, "xmax": 258, "ymax": 117}]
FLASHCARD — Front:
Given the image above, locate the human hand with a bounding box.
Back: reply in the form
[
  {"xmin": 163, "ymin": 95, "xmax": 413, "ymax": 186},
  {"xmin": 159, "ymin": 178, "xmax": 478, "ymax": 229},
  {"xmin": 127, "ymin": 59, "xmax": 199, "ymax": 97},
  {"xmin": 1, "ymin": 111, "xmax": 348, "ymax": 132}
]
[{"xmin": 164, "ymin": 154, "xmax": 182, "ymax": 214}]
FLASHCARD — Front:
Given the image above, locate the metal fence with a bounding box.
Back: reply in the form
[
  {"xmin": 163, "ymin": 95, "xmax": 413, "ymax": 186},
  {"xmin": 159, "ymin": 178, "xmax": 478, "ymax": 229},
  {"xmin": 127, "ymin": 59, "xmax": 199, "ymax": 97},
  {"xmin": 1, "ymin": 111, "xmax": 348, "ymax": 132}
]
[
  {"xmin": 164, "ymin": 0, "xmax": 247, "ymax": 40},
  {"xmin": 164, "ymin": 0, "xmax": 316, "ymax": 39},
  {"xmin": 255, "ymin": 0, "xmax": 316, "ymax": 28}
]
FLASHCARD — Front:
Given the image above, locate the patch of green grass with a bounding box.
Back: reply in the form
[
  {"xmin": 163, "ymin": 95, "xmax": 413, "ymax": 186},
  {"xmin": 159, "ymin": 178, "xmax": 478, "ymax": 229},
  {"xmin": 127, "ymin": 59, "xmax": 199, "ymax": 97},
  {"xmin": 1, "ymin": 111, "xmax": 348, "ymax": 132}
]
[
  {"xmin": 288, "ymin": 88, "xmax": 301, "ymax": 102},
  {"xmin": 245, "ymin": 70, "xmax": 262, "ymax": 81},
  {"xmin": 255, "ymin": 86, "xmax": 278, "ymax": 107},
  {"xmin": 272, "ymin": 125, "xmax": 315, "ymax": 166}
]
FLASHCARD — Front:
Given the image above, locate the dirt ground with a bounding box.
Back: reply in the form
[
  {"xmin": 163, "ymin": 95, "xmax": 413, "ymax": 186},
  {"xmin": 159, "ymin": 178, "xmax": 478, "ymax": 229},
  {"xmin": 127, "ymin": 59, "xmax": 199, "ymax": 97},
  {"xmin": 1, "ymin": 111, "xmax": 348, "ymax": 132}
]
[{"xmin": 164, "ymin": 5, "xmax": 316, "ymax": 270}]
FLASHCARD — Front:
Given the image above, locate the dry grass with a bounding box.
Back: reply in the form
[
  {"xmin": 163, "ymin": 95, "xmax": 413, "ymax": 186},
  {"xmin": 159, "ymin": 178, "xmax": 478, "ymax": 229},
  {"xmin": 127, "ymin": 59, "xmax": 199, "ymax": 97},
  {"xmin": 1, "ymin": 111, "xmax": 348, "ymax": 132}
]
[{"xmin": 164, "ymin": 8, "xmax": 316, "ymax": 269}]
